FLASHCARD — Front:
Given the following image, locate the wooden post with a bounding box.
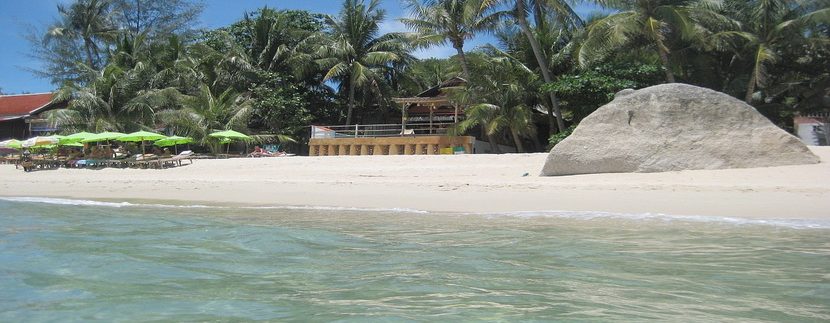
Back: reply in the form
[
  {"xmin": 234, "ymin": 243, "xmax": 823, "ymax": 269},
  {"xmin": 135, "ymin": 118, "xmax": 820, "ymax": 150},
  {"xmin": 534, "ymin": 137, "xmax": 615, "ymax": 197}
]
[
  {"xmin": 401, "ymin": 103, "xmax": 408, "ymax": 136},
  {"xmin": 429, "ymin": 105, "xmax": 434, "ymax": 134},
  {"xmin": 454, "ymin": 104, "xmax": 458, "ymax": 123}
]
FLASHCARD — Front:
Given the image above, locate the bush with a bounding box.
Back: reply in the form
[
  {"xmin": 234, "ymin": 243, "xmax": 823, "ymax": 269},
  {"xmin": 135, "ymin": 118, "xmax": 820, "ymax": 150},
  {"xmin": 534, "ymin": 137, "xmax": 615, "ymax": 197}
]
[{"xmin": 547, "ymin": 125, "xmax": 576, "ymax": 150}]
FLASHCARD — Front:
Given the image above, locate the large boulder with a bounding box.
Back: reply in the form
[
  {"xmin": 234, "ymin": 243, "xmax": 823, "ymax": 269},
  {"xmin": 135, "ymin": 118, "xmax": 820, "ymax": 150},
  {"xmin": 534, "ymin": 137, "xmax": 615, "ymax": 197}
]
[{"xmin": 542, "ymin": 83, "xmax": 820, "ymax": 176}]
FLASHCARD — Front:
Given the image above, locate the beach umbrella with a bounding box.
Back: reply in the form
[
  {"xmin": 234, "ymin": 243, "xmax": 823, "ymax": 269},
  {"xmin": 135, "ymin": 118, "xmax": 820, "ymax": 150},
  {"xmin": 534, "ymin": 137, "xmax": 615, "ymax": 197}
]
[
  {"xmin": 22, "ymin": 136, "xmax": 60, "ymax": 148},
  {"xmin": 61, "ymin": 131, "xmax": 96, "ymax": 144},
  {"xmin": 209, "ymin": 130, "xmax": 252, "ymax": 154},
  {"xmin": 118, "ymin": 130, "xmax": 166, "ymax": 155},
  {"xmin": 154, "ymin": 136, "xmax": 194, "ymax": 154},
  {"xmin": 208, "ymin": 130, "xmax": 251, "ymax": 140},
  {"xmin": 0, "ymin": 139, "xmax": 22, "ymax": 149},
  {"xmin": 118, "ymin": 130, "xmax": 166, "ymax": 142},
  {"xmin": 154, "ymin": 135, "xmax": 193, "ymax": 147},
  {"xmin": 80, "ymin": 132, "xmax": 126, "ymax": 143}
]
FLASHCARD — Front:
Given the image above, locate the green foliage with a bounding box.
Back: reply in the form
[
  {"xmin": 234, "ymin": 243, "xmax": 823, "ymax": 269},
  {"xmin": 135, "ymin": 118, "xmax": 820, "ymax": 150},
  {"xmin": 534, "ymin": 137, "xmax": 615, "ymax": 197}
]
[
  {"xmin": 318, "ymin": 0, "xmax": 412, "ymax": 125},
  {"xmin": 542, "ymin": 63, "xmax": 663, "ymax": 122},
  {"xmin": 27, "ymin": 0, "xmax": 830, "ymax": 155},
  {"xmin": 248, "ymin": 71, "xmax": 319, "ymax": 137},
  {"xmin": 454, "ymin": 54, "xmax": 540, "ymax": 152},
  {"xmin": 547, "ymin": 124, "xmax": 575, "ymax": 149}
]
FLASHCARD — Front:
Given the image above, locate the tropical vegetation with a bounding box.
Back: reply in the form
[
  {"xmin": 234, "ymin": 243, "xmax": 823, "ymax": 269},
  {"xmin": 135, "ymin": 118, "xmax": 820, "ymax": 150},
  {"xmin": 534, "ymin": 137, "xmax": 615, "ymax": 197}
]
[{"xmin": 22, "ymin": 0, "xmax": 830, "ymax": 154}]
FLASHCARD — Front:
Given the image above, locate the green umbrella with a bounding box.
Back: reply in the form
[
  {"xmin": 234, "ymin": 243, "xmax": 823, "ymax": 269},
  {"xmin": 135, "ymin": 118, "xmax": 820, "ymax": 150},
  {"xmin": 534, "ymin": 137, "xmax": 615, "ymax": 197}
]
[
  {"xmin": 118, "ymin": 130, "xmax": 166, "ymax": 142},
  {"xmin": 81, "ymin": 132, "xmax": 126, "ymax": 143},
  {"xmin": 209, "ymin": 130, "xmax": 251, "ymax": 154},
  {"xmin": 0, "ymin": 139, "xmax": 22, "ymax": 149},
  {"xmin": 154, "ymin": 136, "xmax": 193, "ymax": 154},
  {"xmin": 154, "ymin": 135, "xmax": 194, "ymax": 147},
  {"xmin": 208, "ymin": 130, "xmax": 251, "ymax": 140},
  {"xmin": 118, "ymin": 130, "xmax": 166, "ymax": 155},
  {"xmin": 61, "ymin": 132, "xmax": 96, "ymax": 144},
  {"xmin": 60, "ymin": 142, "xmax": 84, "ymax": 147}
]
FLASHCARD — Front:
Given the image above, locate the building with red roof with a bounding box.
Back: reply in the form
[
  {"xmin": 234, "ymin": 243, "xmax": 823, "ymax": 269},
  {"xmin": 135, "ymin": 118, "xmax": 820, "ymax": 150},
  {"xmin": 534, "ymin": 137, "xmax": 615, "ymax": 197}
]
[{"xmin": 0, "ymin": 93, "xmax": 68, "ymax": 139}]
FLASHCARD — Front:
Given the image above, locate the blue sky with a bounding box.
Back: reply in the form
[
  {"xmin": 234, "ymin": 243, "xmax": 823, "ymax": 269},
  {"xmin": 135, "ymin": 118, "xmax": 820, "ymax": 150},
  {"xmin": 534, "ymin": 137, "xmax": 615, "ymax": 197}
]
[{"xmin": 0, "ymin": 0, "xmax": 603, "ymax": 94}]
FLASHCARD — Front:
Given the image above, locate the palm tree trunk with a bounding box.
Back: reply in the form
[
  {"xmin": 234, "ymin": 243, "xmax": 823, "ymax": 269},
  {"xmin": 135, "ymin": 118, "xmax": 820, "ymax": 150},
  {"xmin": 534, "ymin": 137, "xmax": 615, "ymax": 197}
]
[
  {"xmin": 542, "ymin": 96, "xmax": 557, "ymax": 138},
  {"xmin": 510, "ymin": 128, "xmax": 525, "ymax": 153},
  {"xmin": 515, "ymin": 1, "xmax": 565, "ymax": 133},
  {"xmin": 486, "ymin": 131, "xmax": 501, "ymax": 154},
  {"xmin": 83, "ymin": 37, "xmax": 96, "ymax": 69},
  {"xmin": 745, "ymin": 70, "xmax": 757, "ymax": 104},
  {"xmin": 346, "ymin": 77, "xmax": 356, "ymax": 125},
  {"xmin": 656, "ymin": 45, "xmax": 676, "ymax": 83},
  {"xmin": 454, "ymin": 44, "xmax": 472, "ymax": 80}
]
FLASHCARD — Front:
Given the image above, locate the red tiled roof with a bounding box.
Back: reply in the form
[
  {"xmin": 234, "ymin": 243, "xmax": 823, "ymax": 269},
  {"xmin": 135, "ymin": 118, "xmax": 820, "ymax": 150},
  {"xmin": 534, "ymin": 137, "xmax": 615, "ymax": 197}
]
[{"xmin": 0, "ymin": 93, "xmax": 55, "ymax": 118}]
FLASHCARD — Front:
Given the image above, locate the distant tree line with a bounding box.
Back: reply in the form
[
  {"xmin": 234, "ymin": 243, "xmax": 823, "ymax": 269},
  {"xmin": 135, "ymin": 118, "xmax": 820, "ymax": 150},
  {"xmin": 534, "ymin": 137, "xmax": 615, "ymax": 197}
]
[{"xmin": 27, "ymin": 0, "xmax": 830, "ymax": 153}]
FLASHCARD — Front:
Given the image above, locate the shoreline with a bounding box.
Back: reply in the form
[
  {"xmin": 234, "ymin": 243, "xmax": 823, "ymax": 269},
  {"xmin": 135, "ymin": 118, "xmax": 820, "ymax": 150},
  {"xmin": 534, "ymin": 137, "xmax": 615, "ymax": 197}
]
[{"xmin": 1, "ymin": 147, "xmax": 829, "ymax": 220}]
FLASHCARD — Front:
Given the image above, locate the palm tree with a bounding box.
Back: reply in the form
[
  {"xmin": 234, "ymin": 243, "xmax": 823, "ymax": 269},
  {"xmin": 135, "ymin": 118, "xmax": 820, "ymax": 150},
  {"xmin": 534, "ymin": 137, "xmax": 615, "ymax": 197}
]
[
  {"xmin": 578, "ymin": 0, "xmax": 725, "ymax": 83},
  {"xmin": 48, "ymin": 62, "xmax": 165, "ymax": 133},
  {"xmin": 317, "ymin": 0, "xmax": 409, "ymax": 125},
  {"xmin": 454, "ymin": 56, "xmax": 538, "ymax": 153},
  {"xmin": 48, "ymin": 0, "xmax": 118, "ymax": 70},
  {"xmin": 494, "ymin": 19, "xmax": 573, "ymax": 137},
  {"xmin": 401, "ymin": 0, "xmax": 504, "ymax": 79},
  {"xmin": 481, "ymin": 0, "xmax": 582, "ymax": 133},
  {"xmin": 712, "ymin": 0, "xmax": 830, "ymax": 103},
  {"xmin": 155, "ymin": 84, "xmax": 254, "ymax": 152},
  {"xmin": 242, "ymin": 8, "xmax": 323, "ymax": 77}
]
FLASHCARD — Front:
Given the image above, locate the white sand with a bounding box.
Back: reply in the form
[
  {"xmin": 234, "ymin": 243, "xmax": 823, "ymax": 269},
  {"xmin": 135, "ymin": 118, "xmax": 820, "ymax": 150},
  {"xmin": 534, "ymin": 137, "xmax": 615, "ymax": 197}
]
[{"xmin": 1, "ymin": 147, "xmax": 829, "ymax": 219}]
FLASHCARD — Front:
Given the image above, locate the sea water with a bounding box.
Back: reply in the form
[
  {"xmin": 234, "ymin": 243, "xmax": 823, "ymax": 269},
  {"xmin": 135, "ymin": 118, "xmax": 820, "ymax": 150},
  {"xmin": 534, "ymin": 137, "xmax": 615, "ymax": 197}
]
[{"xmin": 1, "ymin": 197, "xmax": 828, "ymax": 322}]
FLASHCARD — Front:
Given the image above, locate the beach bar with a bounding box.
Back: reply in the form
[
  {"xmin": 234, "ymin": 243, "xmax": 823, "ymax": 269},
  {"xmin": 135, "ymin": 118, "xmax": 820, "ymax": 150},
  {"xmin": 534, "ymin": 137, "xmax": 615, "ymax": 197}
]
[
  {"xmin": 309, "ymin": 77, "xmax": 475, "ymax": 156},
  {"xmin": 0, "ymin": 93, "xmax": 67, "ymax": 139}
]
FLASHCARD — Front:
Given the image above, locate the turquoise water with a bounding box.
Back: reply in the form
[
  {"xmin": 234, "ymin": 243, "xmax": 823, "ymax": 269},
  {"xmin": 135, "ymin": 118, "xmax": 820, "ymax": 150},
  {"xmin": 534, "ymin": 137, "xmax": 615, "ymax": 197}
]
[{"xmin": 1, "ymin": 198, "xmax": 829, "ymax": 321}]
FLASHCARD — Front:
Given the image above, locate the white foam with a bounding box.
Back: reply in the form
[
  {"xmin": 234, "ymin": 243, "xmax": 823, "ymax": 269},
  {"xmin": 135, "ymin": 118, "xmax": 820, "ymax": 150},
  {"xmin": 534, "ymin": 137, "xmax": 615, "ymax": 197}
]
[
  {"xmin": 0, "ymin": 196, "xmax": 212, "ymax": 209},
  {"xmin": 472, "ymin": 210, "xmax": 830, "ymax": 229},
  {"xmin": 0, "ymin": 196, "xmax": 428, "ymax": 214},
  {"xmin": 1, "ymin": 196, "xmax": 136, "ymax": 208},
  {"xmin": 240, "ymin": 205, "xmax": 430, "ymax": 214},
  {"xmin": 2, "ymin": 196, "xmax": 827, "ymax": 229}
]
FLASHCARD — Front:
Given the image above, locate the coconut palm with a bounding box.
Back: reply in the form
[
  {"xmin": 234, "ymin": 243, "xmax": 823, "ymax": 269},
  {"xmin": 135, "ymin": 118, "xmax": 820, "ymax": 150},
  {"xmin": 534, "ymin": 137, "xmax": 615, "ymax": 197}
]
[
  {"xmin": 155, "ymin": 84, "xmax": 254, "ymax": 152},
  {"xmin": 494, "ymin": 19, "xmax": 574, "ymax": 136},
  {"xmin": 48, "ymin": 62, "xmax": 166, "ymax": 133},
  {"xmin": 578, "ymin": 0, "xmax": 727, "ymax": 83},
  {"xmin": 401, "ymin": 0, "xmax": 505, "ymax": 79},
  {"xmin": 48, "ymin": 0, "xmax": 118, "ymax": 70},
  {"xmin": 711, "ymin": 0, "xmax": 830, "ymax": 103},
  {"xmin": 481, "ymin": 0, "xmax": 582, "ymax": 133},
  {"xmin": 454, "ymin": 56, "xmax": 538, "ymax": 153},
  {"xmin": 258, "ymin": 10, "xmax": 321, "ymax": 74},
  {"xmin": 317, "ymin": 0, "xmax": 410, "ymax": 125}
]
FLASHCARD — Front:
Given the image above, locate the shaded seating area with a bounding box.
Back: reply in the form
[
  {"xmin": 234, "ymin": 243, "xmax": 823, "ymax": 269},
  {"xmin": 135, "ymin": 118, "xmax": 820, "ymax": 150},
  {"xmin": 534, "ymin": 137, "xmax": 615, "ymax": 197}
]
[
  {"xmin": 0, "ymin": 131, "xmax": 200, "ymax": 171},
  {"xmin": 1, "ymin": 129, "xmax": 286, "ymax": 171}
]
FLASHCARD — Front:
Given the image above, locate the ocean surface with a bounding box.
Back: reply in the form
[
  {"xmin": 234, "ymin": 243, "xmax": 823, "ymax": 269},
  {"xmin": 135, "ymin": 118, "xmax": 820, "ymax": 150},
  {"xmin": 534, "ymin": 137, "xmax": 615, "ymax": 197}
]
[{"xmin": 1, "ymin": 197, "xmax": 829, "ymax": 322}]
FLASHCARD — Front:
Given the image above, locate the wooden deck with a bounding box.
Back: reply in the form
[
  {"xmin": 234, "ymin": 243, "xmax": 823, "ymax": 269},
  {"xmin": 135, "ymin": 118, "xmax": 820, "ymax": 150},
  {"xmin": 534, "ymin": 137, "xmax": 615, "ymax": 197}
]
[{"xmin": 309, "ymin": 136, "xmax": 474, "ymax": 156}]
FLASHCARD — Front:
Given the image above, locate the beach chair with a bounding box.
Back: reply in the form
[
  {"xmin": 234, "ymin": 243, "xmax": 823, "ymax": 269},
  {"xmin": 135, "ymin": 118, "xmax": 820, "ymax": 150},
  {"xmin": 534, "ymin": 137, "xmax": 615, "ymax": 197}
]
[
  {"xmin": 160, "ymin": 151, "xmax": 194, "ymax": 168},
  {"xmin": 264, "ymin": 144, "xmax": 280, "ymax": 154}
]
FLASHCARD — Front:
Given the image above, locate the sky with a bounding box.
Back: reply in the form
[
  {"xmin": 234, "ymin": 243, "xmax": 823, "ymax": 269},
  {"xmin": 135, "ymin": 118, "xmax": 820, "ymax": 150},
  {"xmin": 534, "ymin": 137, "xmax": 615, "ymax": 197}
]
[{"xmin": 0, "ymin": 0, "xmax": 603, "ymax": 94}]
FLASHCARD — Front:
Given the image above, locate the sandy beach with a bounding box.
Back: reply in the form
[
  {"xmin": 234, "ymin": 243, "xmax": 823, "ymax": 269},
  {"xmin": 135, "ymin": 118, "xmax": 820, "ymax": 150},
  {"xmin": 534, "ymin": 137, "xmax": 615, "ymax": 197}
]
[{"xmin": 1, "ymin": 147, "xmax": 829, "ymax": 220}]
